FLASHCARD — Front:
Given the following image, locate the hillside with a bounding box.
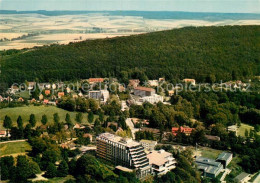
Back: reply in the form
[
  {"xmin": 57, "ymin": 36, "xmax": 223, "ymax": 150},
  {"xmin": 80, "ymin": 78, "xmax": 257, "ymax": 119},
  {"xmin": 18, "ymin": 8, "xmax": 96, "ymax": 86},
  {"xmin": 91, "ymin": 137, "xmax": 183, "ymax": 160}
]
[{"xmin": 1, "ymin": 25, "xmax": 260, "ymax": 85}]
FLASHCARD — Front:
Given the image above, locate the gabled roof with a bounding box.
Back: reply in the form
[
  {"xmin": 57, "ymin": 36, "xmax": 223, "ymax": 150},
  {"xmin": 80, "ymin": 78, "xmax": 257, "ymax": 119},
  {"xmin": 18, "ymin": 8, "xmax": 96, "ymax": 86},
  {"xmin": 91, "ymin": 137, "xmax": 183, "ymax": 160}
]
[{"xmin": 216, "ymin": 152, "xmax": 232, "ymax": 161}]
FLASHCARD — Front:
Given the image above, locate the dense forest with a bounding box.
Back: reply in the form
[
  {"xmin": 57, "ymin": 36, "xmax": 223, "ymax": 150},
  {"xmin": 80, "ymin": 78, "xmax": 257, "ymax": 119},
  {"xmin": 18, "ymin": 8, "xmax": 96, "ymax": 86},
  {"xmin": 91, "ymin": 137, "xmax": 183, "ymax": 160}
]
[{"xmin": 0, "ymin": 25, "xmax": 259, "ymax": 85}]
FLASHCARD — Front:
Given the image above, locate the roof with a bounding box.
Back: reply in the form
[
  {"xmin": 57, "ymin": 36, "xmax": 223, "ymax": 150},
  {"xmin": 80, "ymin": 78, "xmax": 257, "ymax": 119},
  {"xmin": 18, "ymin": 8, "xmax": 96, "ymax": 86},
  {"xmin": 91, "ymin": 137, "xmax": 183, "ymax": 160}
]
[
  {"xmin": 217, "ymin": 152, "xmax": 232, "ymax": 161},
  {"xmin": 89, "ymin": 78, "xmax": 104, "ymax": 83},
  {"xmin": 172, "ymin": 126, "xmax": 194, "ymax": 135},
  {"xmin": 196, "ymin": 157, "xmax": 222, "ymax": 167},
  {"xmin": 147, "ymin": 150, "xmax": 173, "ymax": 166},
  {"xmin": 134, "ymin": 86, "xmax": 155, "ymax": 92},
  {"xmin": 116, "ymin": 166, "xmax": 133, "ymax": 173},
  {"xmin": 205, "ymin": 135, "xmax": 220, "ymax": 141},
  {"xmin": 183, "ymin": 79, "xmax": 195, "ymax": 82},
  {"xmin": 235, "ymin": 172, "xmax": 250, "ymax": 181},
  {"xmin": 0, "ymin": 130, "xmax": 6, "ymax": 135}
]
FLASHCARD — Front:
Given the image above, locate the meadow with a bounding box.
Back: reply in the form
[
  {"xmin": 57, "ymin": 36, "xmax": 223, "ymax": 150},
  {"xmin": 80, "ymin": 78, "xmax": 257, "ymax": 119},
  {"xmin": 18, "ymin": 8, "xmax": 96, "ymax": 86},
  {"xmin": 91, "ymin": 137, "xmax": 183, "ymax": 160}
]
[{"xmin": 0, "ymin": 141, "xmax": 32, "ymax": 157}]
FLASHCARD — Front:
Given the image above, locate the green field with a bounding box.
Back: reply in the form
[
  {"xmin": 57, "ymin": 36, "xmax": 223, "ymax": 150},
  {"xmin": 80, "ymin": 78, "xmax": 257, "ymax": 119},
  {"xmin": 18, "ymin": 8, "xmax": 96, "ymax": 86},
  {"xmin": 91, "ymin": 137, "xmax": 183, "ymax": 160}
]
[
  {"xmin": 199, "ymin": 147, "xmax": 223, "ymax": 159},
  {"xmin": 0, "ymin": 141, "xmax": 32, "ymax": 157},
  {"xmin": 238, "ymin": 123, "xmax": 260, "ymax": 137},
  {"xmin": 0, "ymin": 105, "xmax": 91, "ymax": 128}
]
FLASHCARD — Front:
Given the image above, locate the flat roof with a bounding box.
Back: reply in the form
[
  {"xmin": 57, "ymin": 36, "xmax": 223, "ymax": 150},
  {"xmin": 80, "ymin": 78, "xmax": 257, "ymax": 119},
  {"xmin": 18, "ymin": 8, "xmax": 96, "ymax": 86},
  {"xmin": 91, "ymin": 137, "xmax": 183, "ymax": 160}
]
[
  {"xmin": 235, "ymin": 172, "xmax": 250, "ymax": 181},
  {"xmin": 147, "ymin": 150, "xmax": 173, "ymax": 166},
  {"xmin": 97, "ymin": 133, "xmax": 140, "ymax": 147},
  {"xmin": 196, "ymin": 156, "xmax": 222, "ymax": 167}
]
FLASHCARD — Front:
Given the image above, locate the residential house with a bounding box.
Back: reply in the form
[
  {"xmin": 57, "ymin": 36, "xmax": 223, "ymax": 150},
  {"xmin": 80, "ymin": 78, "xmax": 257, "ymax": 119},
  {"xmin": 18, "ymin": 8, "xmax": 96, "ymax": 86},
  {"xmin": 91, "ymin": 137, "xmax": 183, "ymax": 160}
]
[
  {"xmin": 172, "ymin": 126, "xmax": 194, "ymax": 136},
  {"xmin": 205, "ymin": 135, "xmax": 220, "ymax": 142},
  {"xmin": 216, "ymin": 152, "xmax": 232, "ymax": 168},
  {"xmin": 66, "ymin": 87, "xmax": 71, "ymax": 93},
  {"xmin": 83, "ymin": 133, "xmax": 93, "ymax": 142},
  {"xmin": 10, "ymin": 85, "xmax": 19, "ymax": 94},
  {"xmin": 39, "ymin": 94, "xmax": 44, "ymax": 100},
  {"xmin": 58, "ymin": 92, "xmax": 65, "ymax": 99},
  {"xmin": 89, "ymin": 90, "xmax": 109, "ymax": 103},
  {"xmin": 52, "ymin": 84, "xmax": 57, "ymax": 89},
  {"xmin": 128, "ymin": 79, "xmax": 140, "ymax": 88},
  {"xmin": 148, "ymin": 80, "xmax": 159, "ymax": 87},
  {"xmin": 234, "ymin": 172, "xmax": 251, "ymax": 183},
  {"xmin": 45, "ymin": 90, "xmax": 51, "ymax": 95},
  {"xmin": 195, "ymin": 156, "xmax": 223, "ymax": 178},
  {"xmin": 159, "ymin": 78, "xmax": 165, "ymax": 82},
  {"xmin": 134, "ymin": 86, "xmax": 155, "ymax": 97},
  {"xmin": 73, "ymin": 123, "xmax": 85, "ymax": 130},
  {"xmin": 28, "ymin": 82, "xmax": 36, "ymax": 90},
  {"xmin": 18, "ymin": 97, "xmax": 24, "ymax": 102},
  {"xmin": 140, "ymin": 140, "xmax": 157, "ymax": 151},
  {"xmin": 139, "ymin": 94, "xmax": 163, "ymax": 104},
  {"xmin": 0, "ymin": 130, "xmax": 10, "ymax": 137},
  {"xmin": 89, "ymin": 78, "xmax": 104, "ymax": 84},
  {"xmin": 0, "ymin": 95, "xmax": 3, "ymax": 102},
  {"xmin": 183, "ymin": 79, "xmax": 196, "ymax": 85},
  {"xmin": 43, "ymin": 99, "xmax": 49, "ymax": 105},
  {"xmin": 147, "ymin": 149, "xmax": 176, "ymax": 176},
  {"xmin": 227, "ymin": 125, "xmax": 238, "ymax": 136}
]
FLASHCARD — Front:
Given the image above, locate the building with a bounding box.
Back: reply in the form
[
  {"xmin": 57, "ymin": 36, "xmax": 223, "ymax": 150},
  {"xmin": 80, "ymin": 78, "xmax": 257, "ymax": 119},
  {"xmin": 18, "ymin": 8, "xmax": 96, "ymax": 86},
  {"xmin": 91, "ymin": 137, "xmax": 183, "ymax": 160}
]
[
  {"xmin": 0, "ymin": 130, "xmax": 10, "ymax": 137},
  {"xmin": 83, "ymin": 133, "xmax": 93, "ymax": 142},
  {"xmin": 227, "ymin": 125, "xmax": 238, "ymax": 136},
  {"xmin": 172, "ymin": 126, "xmax": 194, "ymax": 136},
  {"xmin": 148, "ymin": 80, "xmax": 159, "ymax": 87},
  {"xmin": 195, "ymin": 156, "xmax": 223, "ymax": 178},
  {"xmin": 128, "ymin": 79, "xmax": 140, "ymax": 88},
  {"xmin": 183, "ymin": 79, "xmax": 196, "ymax": 85},
  {"xmin": 139, "ymin": 94, "xmax": 163, "ymax": 104},
  {"xmin": 58, "ymin": 92, "xmax": 65, "ymax": 99},
  {"xmin": 205, "ymin": 135, "xmax": 220, "ymax": 141},
  {"xmin": 140, "ymin": 140, "xmax": 157, "ymax": 151},
  {"xmin": 28, "ymin": 82, "xmax": 36, "ymax": 90},
  {"xmin": 89, "ymin": 78, "xmax": 104, "ymax": 84},
  {"xmin": 45, "ymin": 90, "xmax": 51, "ymax": 95},
  {"xmin": 89, "ymin": 90, "xmax": 109, "ymax": 103},
  {"xmin": 134, "ymin": 86, "xmax": 155, "ymax": 97},
  {"xmin": 96, "ymin": 133, "xmax": 151, "ymax": 178},
  {"xmin": 216, "ymin": 152, "xmax": 232, "ymax": 168},
  {"xmin": 234, "ymin": 172, "xmax": 251, "ymax": 183},
  {"xmin": 147, "ymin": 150, "xmax": 176, "ymax": 176},
  {"xmin": 39, "ymin": 94, "xmax": 44, "ymax": 100}
]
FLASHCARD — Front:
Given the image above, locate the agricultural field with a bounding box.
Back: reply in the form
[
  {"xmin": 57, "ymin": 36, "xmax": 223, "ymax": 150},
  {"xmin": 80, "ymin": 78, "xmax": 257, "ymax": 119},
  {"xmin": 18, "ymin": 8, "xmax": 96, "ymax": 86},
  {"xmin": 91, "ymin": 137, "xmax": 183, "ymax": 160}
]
[
  {"xmin": 0, "ymin": 105, "xmax": 93, "ymax": 128},
  {"xmin": 0, "ymin": 141, "xmax": 32, "ymax": 157}
]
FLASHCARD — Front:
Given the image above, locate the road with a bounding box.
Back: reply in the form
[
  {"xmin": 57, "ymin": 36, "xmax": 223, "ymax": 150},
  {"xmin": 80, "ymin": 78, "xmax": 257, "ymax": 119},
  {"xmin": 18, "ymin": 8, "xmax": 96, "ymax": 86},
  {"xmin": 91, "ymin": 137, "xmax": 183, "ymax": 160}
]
[{"xmin": 125, "ymin": 118, "xmax": 139, "ymax": 139}]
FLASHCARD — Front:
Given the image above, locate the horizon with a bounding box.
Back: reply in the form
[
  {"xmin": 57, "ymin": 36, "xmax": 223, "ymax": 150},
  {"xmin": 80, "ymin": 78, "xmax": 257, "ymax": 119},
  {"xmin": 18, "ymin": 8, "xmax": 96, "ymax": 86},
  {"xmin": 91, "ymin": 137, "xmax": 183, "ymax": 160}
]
[{"xmin": 0, "ymin": 0, "xmax": 260, "ymax": 14}]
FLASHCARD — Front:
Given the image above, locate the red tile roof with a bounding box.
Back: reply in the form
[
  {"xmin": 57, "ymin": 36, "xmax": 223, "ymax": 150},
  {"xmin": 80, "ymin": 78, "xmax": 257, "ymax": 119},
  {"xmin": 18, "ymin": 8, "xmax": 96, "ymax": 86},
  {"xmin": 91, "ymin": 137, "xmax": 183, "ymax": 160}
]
[
  {"xmin": 134, "ymin": 86, "xmax": 155, "ymax": 92},
  {"xmin": 89, "ymin": 78, "xmax": 104, "ymax": 83},
  {"xmin": 172, "ymin": 126, "xmax": 194, "ymax": 136}
]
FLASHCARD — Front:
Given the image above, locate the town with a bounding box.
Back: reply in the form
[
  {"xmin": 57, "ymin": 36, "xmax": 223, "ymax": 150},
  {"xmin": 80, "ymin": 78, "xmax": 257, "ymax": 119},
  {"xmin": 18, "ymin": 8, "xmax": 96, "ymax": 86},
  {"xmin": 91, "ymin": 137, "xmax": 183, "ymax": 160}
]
[{"xmin": 0, "ymin": 76, "xmax": 259, "ymax": 183}]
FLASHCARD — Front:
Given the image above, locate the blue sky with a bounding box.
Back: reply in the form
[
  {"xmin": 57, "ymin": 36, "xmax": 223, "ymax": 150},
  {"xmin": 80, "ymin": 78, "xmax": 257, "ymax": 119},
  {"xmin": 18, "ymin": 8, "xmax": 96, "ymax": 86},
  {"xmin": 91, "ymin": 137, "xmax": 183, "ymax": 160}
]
[{"xmin": 0, "ymin": 0, "xmax": 260, "ymax": 13}]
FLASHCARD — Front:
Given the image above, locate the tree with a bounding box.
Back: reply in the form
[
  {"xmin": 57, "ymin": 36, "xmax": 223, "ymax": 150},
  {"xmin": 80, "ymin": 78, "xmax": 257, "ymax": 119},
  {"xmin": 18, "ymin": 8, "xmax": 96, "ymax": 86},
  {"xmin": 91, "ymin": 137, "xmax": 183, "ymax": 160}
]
[
  {"xmin": 65, "ymin": 113, "xmax": 72, "ymax": 127},
  {"xmin": 44, "ymin": 163, "xmax": 57, "ymax": 178},
  {"xmin": 75, "ymin": 112, "xmax": 83, "ymax": 124},
  {"xmin": 57, "ymin": 160, "xmax": 69, "ymax": 177},
  {"xmin": 17, "ymin": 115, "xmax": 23, "ymax": 130},
  {"xmin": 88, "ymin": 112, "xmax": 94, "ymax": 123},
  {"xmin": 41, "ymin": 114, "xmax": 48, "ymax": 125},
  {"xmin": 3, "ymin": 115, "xmax": 12, "ymax": 137},
  {"xmin": 29, "ymin": 114, "xmax": 36, "ymax": 127},
  {"xmin": 53, "ymin": 113, "xmax": 60, "ymax": 124},
  {"xmin": 13, "ymin": 156, "xmax": 31, "ymax": 182}
]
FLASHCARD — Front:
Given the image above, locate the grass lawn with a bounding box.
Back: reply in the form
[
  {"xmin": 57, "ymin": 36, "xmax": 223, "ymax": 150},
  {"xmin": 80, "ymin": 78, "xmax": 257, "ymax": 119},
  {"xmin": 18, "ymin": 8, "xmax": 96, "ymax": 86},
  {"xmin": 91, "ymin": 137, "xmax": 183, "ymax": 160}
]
[
  {"xmin": 0, "ymin": 105, "xmax": 93, "ymax": 128},
  {"xmin": 237, "ymin": 123, "xmax": 260, "ymax": 137},
  {"xmin": 48, "ymin": 175, "xmax": 75, "ymax": 183},
  {"xmin": 0, "ymin": 141, "xmax": 32, "ymax": 157},
  {"xmin": 199, "ymin": 147, "xmax": 223, "ymax": 159}
]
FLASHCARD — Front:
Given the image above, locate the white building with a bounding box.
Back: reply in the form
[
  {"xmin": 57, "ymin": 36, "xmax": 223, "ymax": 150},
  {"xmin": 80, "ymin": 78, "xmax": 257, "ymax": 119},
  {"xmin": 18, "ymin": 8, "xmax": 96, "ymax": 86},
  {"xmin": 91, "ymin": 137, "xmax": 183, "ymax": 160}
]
[
  {"xmin": 147, "ymin": 150, "xmax": 176, "ymax": 176},
  {"xmin": 134, "ymin": 86, "xmax": 155, "ymax": 97},
  {"xmin": 139, "ymin": 94, "xmax": 163, "ymax": 104},
  {"xmin": 148, "ymin": 80, "xmax": 159, "ymax": 87},
  {"xmin": 89, "ymin": 90, "xmax": 109, "ymax": 104},
  {"xmin": 140, "ymin": 140, "xmax": 157, "ymax": 151}
]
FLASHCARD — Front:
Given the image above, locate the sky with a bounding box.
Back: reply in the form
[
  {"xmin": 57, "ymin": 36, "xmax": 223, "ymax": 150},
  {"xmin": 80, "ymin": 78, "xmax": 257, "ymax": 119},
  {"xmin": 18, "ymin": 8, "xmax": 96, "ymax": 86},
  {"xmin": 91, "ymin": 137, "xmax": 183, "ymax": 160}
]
[{"xmin": 0, "ymin": 0, "xmax": 260, "ymax": 13}]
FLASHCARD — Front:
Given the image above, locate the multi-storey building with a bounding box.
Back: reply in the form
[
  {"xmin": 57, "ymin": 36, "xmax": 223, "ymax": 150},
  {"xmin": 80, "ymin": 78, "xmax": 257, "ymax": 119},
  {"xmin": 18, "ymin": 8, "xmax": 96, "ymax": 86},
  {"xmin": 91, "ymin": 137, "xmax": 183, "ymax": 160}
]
[
  {"xmin": 96, "ymin": 133, "xmax": 151, "ymax": 178},
  {"xmin": 147, "ymin": 150, "xmax": 176, "ymax": 176},
  {"xmin": 89, "ymin": 90, "xmax": 109, "ymax": 103}
]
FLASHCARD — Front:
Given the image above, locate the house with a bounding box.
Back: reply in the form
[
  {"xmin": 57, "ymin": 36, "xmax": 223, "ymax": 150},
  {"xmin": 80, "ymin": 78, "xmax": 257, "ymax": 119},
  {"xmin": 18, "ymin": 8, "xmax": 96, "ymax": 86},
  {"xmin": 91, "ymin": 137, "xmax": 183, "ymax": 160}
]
[
  {"xmin": 195, "ymin": 156, "xmax": 223, "ymax": 178},
  {"xmin": 227, "ymin": 125, "xmax": 238, "ymax": 136},
  {"xmin": 205, "ymin": 135, "xmax": 220, "ymax": 141},
  {"xmin": 216, "ymin": 152, "xmax": 232, "ymax": 168},
  {"xmin": 147, "ymin": 149, "xmax": 176, "ymax": 176},
  {"xmin": 0, "ymin": 130, "xmax": 10, "ymax": 137},
  {"xmin": 45, "ymin": 90, "xmax": 51, "ymax": 95},
  {"xmin": 119, "ymin": 85, "xmax": 126, "ymax": 92},
  {"xmin": 73, "ymin": 123, "xmax": 85, "ymax": 130},
  {"xmin": 128, "ymin": 79, "xmax": 140, "ymax": 88},
  {"xmin": 48, "ymin": 101, "xmax": 56, "ymax": 106},
  {"xmin": 234, "ymin": 172, "xmax": 251, "ymax": 183},
  {"xmin": 131, "ymin": 118, "xmax": 149, "ymax": 126},
  {"xmin": 168, "ymin": 90, "xmax": 174, "ymax": 96},
  {"xmin": 43, "ymin": 99, "xmax": 49, "ymax": 104},
  {"xmin": 83, "ymin": 133, "xmax": 93, "ymax": 142},
  {"xmin": 134, "ymin": 86, "xmax": 155, "ymax": 97},
  {"xmin": 89, "ymin": 90, "xmax": 109, "ymax": 103},
  {"xmin": 148, "ymin": 80, "xmax": 159, "ymax": 87},
  {"xmin": 139, "ymin": 94, "xmax": 163, "ymax": 104},
  {"xmin": 58, "ymin": 92, "xmax": 65, "ymax": 98},
  {"xmin": 52, "ymin": 84, "xmax": 57, "ymax": 89},
  {"xmin": 140, "ymin": 140, "xmax": 157, "ymax": 151},
  {"xmin": 10, "ymin": 85, "xmax": 19, "ymax": 93},
  {"xmin": 78, "ymin": 92, "xmax": 83, "ymax": 97},
  {"xmin": 121, "ymin": 101, "xmax": 129, "ymax": 111},
  {"xmin": 172, "ymin": 126, "xmax": 194, "ymax": 136},
  {"xmin": 28, "ymin": 82, "xmax": 36, "ymax": 90},
  {"xmin": 18, "ymin": 97, "xmax": 24, "ymax": 102},
  {"xmin": 0, "ymin": 95, "xmax": 3, "ymax": 102},
  {"xmin": 66, "ymin": 87, "xmax": 71, "ymax": 93},
  {"xmin": 183, "ymin": 79, "xmax": 196, "ymax": 85},
  {"xmin": 39, "ymin": 94, "xmax": 44, "ymax": 100},
  {"xmin": 159, "ymin": 78, "xmax": 165, "ymax": 82},
  {"xmin": 88, "ymin": 78, "xmax": 104, "ymax": 84}
]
